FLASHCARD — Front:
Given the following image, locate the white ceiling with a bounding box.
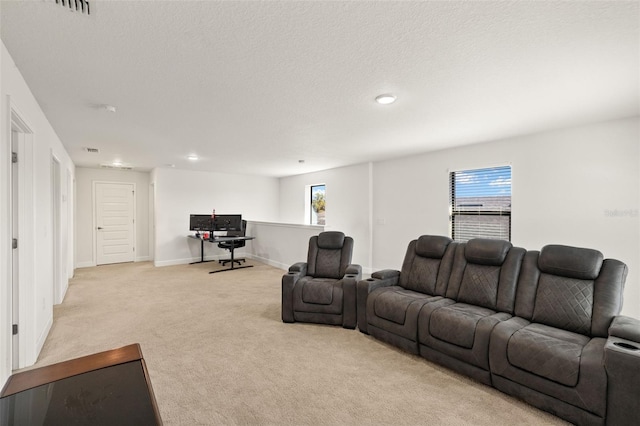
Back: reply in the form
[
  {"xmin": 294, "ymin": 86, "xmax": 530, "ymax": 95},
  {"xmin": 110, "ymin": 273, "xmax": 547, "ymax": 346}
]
[{"xmin": 1, "ymin": 0, "xmax": 638, "ymax": 177}]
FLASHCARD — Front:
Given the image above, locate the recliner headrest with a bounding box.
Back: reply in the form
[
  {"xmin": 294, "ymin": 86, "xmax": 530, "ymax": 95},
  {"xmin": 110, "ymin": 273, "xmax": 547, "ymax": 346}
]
[
  {"xmin": 317, "ymin": 231, "xmax": 345, "ymax": 249},
  {"xmin": 415, "ymin": 235, "xmax": 453, "ymax": 258},
  {"xmin": 539, "ymin": 244, "xmax": 603, "ymax": 280},
  {"xmin": 464, "ymin": 239, "xmax": 512, "ymax": 266}
]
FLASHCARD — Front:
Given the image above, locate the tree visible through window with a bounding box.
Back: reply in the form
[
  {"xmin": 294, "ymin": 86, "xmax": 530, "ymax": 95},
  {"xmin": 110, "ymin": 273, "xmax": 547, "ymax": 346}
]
[
  {"xmin": 450, "ymin": 166, "xmax": 511, "ymax": 242},
  {"xmin": 311, "ymin": 184, "xmax": 326, "ymax": 225}
]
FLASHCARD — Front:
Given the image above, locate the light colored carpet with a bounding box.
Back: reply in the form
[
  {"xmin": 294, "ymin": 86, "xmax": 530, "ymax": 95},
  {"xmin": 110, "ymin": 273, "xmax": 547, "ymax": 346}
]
[{"xmin": 32, "ymin": 260, "xmax": 568, "ymax": 425}]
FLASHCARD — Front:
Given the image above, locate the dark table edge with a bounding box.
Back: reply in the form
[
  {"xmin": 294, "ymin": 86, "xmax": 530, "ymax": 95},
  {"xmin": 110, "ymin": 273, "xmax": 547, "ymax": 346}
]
[
  {"xmin": 1, "ymin": 343, "xmax": 163, "ymax": 424},
  {"xmin": 1, "ymin": 344, "xmax": 143, "ymax": 397}
]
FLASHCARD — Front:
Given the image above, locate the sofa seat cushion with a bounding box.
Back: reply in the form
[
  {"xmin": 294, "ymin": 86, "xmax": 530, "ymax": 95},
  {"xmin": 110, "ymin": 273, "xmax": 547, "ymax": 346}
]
[
  {"xmin": 292, "ymin": 276, "xmax": 343, "ymax": 314},
  {"xmin": 367, "ymin": 286, "xmax": 443, "ymax": 342},
  {"xmin": 374, "ymin": 288, "xmax": 433, "ymax": 325},
  {"xmin": 507, "ymin": 323, "xmax": 589, "ymax": 387},
  {"xmin": 418, "ymin": 300, "xmax": 511, "ymax": 370},
  {"xmin": 301, "ymin": 278, "xmax": 337, "ymax": 304},
  {"xmin": 429, "ymin": 303, "xmax": 497, "ymax": 349},
  {"xmin": 489, "ymin": 317, "xmax": 608, "ymax": 417}
]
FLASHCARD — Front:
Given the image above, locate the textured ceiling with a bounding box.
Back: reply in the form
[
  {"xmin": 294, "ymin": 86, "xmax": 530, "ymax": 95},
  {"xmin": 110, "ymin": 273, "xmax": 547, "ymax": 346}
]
[{"xmin": 1, "ymin": 0, "xmax": 638, "ymax": 177}]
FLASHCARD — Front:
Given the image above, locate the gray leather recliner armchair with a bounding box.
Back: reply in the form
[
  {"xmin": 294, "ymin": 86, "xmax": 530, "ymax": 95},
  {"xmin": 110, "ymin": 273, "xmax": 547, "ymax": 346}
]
[{"xmin": 282, "ymin": 231, "xmax": 362, "ymax": 329}]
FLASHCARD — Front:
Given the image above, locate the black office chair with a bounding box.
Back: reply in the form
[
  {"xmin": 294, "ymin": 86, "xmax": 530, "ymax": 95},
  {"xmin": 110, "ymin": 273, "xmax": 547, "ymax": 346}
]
[{"xmin": 218, "ymin": 220, "xmax": 247, "ymax": 266}]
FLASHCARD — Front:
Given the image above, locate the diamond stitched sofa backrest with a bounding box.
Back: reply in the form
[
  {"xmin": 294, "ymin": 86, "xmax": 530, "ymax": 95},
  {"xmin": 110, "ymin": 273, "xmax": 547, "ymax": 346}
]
[
  {"xmin": 446, "ymin": 239, "xmax": 525, "ymax": 313},
  {"xmin": 514, "ymin": 244, "xmax": 627, "ymax": 337},
  {"xmin": 398, "ymin": 235, "xmax": 457, "ymax": 295},
  {"xmin": 306, "ymin": 231, "xmax": 353, "ymax": 279}
]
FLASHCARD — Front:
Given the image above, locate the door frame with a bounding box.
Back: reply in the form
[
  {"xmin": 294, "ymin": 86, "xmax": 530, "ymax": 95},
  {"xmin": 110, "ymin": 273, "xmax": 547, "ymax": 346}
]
[
  {"xmin": 92, "ymin": 181, "xmax": 137, "ymax": 265},
  {"xmin": 51, "ymin": 153, "xmax": 64, "ymax": 304},
  {"xmin": 8, "ymin": 98, "xmax": 36, "ymax": 369}
]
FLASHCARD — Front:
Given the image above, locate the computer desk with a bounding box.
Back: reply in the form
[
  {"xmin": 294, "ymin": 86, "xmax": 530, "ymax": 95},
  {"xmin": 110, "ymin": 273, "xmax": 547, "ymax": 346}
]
[
  {"xmin": 208, "ymin": 236, "xmax": 255, "ymax": 274},
  {"xmin": 188, "ymin": 234, "xmax": 216, "ymax": 264},
  {"xmin": 187, "ymin": 234, "xmax": 255, "ymax": 272}
]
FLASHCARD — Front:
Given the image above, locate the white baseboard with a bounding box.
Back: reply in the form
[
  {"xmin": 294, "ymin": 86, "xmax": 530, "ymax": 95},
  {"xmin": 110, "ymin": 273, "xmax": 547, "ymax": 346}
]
[
  {"xmin": 154, "ymin": 255, "xmax": 222, "ymax": 267},
  {"xmin": 244, "ymin": 254, "xmax": 288, "ymax": 271},
  {"xmin": 78, "ymin": 257, "xmax": 154, "ymax": 267},
  {"xmin": 84, "ymin": 254, "xmax": 370, "ymax": 276},
  {"xmin": 245, "ymin": 254, "xmax": 372, "ymax": 276},
  {"xmin": 57, "ymin": 279, "xmax": 69, "ymax": 305},
  {"xmin": 155, "ymin": 251, "xmax": 261, "ymax": 267},
  {"xmin": 32, "ymin": 316, "xmax": 53, "ymax": 367}
]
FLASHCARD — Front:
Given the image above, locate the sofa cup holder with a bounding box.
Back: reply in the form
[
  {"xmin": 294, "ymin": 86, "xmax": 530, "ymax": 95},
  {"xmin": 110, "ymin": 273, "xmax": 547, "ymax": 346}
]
[
  {"xmin": 366, "ymin": 278, "xmax": 375, "ymax": 281},
  {"xmin": 613, "ymin": 341, "xmax": 639, "ymax": 351}
]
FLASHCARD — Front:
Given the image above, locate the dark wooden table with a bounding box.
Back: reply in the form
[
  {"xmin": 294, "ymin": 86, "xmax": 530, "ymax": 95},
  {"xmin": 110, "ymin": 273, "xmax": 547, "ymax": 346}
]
[{"xmin": 0, "ymin": 343, "xmax": 162, "ymax": 425}]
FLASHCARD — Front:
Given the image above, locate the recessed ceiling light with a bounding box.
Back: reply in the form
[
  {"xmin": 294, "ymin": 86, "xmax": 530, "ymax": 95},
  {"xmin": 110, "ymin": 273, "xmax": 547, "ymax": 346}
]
[
  {"xmin": 102, "ymin": 104, "xmax": 117, "ymax": 113},
  {"xmin": 112, "ymin": 160, "xmax": 123, "ymax": 167},
  {"xmin": 187, "ymin": 154, "xmax": 198, "ymax": 161},
  {"xmin": 375, "ymin": 94, "xmax": 396, "ymax": 105}
]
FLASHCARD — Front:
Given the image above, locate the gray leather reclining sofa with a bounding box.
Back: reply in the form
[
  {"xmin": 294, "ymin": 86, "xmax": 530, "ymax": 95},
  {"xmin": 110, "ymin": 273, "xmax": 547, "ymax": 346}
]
[{"xmin": 357, "ymin": 235, "xmax": 639, "ymax": 426}]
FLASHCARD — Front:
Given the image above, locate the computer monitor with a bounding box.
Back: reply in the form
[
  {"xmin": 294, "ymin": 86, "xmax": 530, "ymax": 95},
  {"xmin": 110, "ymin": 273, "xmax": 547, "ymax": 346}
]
[
  {"xmin": 213, "ymin": 214, "xmax": 242, "ymax": 232},
  {"xmin": 189, "ymin": 214, "xmax": 214, "ymax": 232}
]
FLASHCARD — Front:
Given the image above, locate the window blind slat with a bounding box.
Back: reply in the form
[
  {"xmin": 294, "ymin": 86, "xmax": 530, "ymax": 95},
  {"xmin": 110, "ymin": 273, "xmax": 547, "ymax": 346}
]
[{"xmin": 450, "ymin": 166, "xmax": 511, "ymax": 242}]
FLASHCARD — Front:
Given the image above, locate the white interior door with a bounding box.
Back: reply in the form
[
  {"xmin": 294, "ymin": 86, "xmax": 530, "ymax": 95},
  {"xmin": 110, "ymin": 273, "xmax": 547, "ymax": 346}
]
[
  {"xmin": 11, "ymin": 130, "xmax": 19, "ymax": 370},
  {"xmin": 95, "ymin": 182, "xmax": 135, "ymax": 265}
]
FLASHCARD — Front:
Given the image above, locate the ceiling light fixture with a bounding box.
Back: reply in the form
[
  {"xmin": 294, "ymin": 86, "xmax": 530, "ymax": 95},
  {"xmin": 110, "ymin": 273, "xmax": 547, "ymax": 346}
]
[
  {"xmin": 112, "ymin": 160, "xmax": 123, "ymax": 167},
  {"xmin": 375, "ymin": 94, "xmax": 397, "ymax": 105},
  {"xmin": 102, "ymin": 104, "xmax": 117, "ymax": 113},
  {"xmin": 187, "ymin": 154, "xmax": 198, "ymax": 161}
]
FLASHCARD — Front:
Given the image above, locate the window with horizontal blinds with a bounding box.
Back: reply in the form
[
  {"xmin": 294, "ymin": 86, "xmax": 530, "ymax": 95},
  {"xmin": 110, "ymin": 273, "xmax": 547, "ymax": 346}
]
[{"xmin": 450, "ymin": 166, "xmax": 511, "ymax": 242}]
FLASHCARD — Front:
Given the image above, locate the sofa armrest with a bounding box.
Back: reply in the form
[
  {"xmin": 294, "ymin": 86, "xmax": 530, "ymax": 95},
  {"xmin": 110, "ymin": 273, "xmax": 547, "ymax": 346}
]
[
  {"xmin": 356, "ymin": 270, "xmax": 400, "ymax": 334},
  {"xmin": 609, "ymin": 315, "xmax": 640, "ymax": 343},
  {"xmin": 345, "ymin": 264, "xmax": 362, "ymax": 278},
  {"xmin": 371, "ymin": 269, "xmax": 400, "ymax": 280},
  {"xmin": 605, "ymin": 315, "xmax": 640, "ymax": 425},
  {"xmin": 288, "ymin": 262, "xmax": 307, "ymax": 276},
  {"xmin": 282, "ymin": 262, "xmax": 307, "ymax": 323},
  {"xmin": 341, "ymin": 264, "xmax": 362, "ymax": 329}
]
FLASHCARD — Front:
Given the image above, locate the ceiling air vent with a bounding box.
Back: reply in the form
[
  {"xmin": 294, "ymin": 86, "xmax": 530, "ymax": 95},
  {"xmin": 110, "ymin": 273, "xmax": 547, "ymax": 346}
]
[
  {"xmin": 54, "ymin": 0, "xmax": 92, "ymax": 15},
  {"xmin": 100, "ymin": 164, "xmax": 133, "ymax": 171},
  {"xmin": 85, "ymin": 147, "xmax": 99, "ymax": 153}
]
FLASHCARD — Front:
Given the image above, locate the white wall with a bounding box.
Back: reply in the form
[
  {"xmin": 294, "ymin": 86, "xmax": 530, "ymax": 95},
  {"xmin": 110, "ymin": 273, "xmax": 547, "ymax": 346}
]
[
  {"xmin": 1, "ymin": 11, "xmax": 7, "ymax": 387},
  {"xmin": 1, "ymin": 41, "xmax": 75, "ymax": 384},
  {"xmin": 372, "ymin": 117, "xmax": 639, "ymax": 317},
  {"xmin": 152, "ymin": 168, "xmax": 279, "ymax": 266},
  {"xmin": 247, "ymin": 221, "xmax": 323, "ymax": 270},
  {"xmin": 75, "ymin": 167, "xmax": 151, "ymax": 267},
  {"xmin": 279, "ymin": 163, "xmax": 372, "ymax": 272}
]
